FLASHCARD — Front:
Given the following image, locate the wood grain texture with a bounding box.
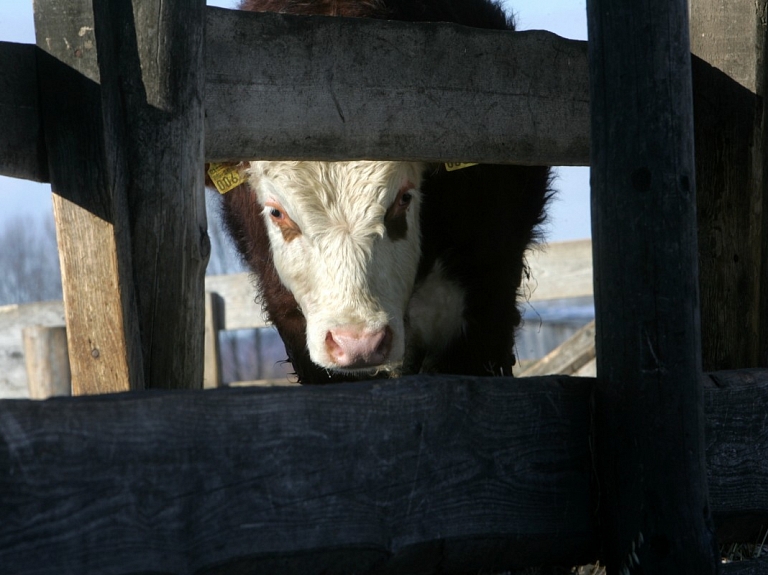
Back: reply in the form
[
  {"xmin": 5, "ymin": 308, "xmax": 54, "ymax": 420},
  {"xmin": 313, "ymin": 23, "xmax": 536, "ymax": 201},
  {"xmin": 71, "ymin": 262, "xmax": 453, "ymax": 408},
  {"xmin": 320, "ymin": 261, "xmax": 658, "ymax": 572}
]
[
  {"xmin": 205, "ymin": 8, "xmax": 590, "ymax": 166},
  {"xmin": 4, "ymin": 10, "xmax": 591, "ymax": 182},
  {"xmin": 0, "ymin": 375, "xmax": 596, "ymax": 574},
  {"xmin": 0, "ymin": 370, "xmax": 766, "ymax": 573},
  {"xmin": 587, "ymin": 0, "xmax": 718, "ymax": 572},
  {"xmin": 0, "ymin": 42, "xmax": 47, "ymax": 182},
  {"xmin": 689, "ymin": 0, "xmax": 768, "ymax": 370},
  {"xmin": 705, "ymin": 370, "xmax": 768, "ymax": 544},
  {"xmin": 34, "ymin": 0, "xmax": 144, "ymax": 394},
  {"xmin": 92, "ymin": 0, "xmax": 209, "ymax": 389}
]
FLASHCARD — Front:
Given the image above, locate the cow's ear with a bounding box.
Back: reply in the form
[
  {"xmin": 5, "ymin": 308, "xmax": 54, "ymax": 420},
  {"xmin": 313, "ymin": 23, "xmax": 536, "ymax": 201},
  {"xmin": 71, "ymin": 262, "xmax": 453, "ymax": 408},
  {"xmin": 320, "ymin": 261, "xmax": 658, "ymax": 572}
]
[{"xmin": 205, "ymin": 162, "xmax": 248, "ymax": 194}]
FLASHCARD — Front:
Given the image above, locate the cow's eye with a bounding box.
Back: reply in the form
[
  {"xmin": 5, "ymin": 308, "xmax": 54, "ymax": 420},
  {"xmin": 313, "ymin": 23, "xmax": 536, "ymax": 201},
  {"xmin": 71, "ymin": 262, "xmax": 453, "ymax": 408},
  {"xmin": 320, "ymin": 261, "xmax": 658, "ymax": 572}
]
[
  {"xmin": 265, "ymin": 201, "xmax": 302, "ymax": 241},
  {"xmin": 399, "ymin": 192, "xmax": 412, "ymax": 208}
]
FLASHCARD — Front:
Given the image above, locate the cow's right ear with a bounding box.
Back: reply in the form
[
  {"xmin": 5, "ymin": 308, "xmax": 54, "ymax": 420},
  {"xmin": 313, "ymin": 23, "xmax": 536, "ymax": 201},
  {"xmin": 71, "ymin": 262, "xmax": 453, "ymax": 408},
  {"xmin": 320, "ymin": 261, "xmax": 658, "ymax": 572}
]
[{"xmin": 205, "ymin": 162, "xmax": 248, "ymax": 194}]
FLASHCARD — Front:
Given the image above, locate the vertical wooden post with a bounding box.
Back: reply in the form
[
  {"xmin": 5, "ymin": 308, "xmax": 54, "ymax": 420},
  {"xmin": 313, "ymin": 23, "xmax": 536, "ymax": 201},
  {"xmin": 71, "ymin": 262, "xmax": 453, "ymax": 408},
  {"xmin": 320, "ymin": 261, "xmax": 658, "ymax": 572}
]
[
  {"xmin": 204, "ymin": 292, "xmax": 223, "ymax": 388},
  {"xmin": 34, "ymin": 1, "xmax": 145, "ymax": 394},
  {"xmin": 587, "ymin": 0, "xmax": 718, "ymax": 573},
  {"xmin": 92, "ymin": 0, "xmax": 209, "ymax": 389},
  {"xmin": 689, "ymin": 0, "xmax": 768, "ymax": 370},
  {"xmin": 35, "ymin": 0, "xmax": 208, "ymax": 392},
  {"xmin": 23, "ymin": 326, "xmax": 71, "ymax": 399}
]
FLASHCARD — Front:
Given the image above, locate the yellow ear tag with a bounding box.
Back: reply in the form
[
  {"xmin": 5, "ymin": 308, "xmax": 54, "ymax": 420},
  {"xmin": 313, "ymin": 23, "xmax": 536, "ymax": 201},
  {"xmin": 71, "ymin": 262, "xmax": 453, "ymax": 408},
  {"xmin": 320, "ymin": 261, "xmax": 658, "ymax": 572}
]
[
  {"xmin": 208, "ymin": 163, "xmax": 244, "ymax": 194},
  {"xmin": 444, "ymin": 162, "xmax": 478, "ymax": 172}
]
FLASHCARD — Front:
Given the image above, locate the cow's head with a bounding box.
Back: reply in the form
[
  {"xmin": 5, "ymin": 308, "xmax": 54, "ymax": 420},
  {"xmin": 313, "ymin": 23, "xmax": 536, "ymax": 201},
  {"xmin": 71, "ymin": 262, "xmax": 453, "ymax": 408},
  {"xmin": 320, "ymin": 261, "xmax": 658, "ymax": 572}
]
[{"xmin": 245, "ymin": 160, "xmax": 424, "ymax": 375}]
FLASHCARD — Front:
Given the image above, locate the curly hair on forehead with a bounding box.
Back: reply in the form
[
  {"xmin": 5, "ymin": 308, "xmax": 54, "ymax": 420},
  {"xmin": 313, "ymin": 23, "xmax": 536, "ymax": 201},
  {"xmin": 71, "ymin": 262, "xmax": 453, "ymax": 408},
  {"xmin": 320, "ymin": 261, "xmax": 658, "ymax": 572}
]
[{"xmin": 237, "ymin": 0, "xmax": 514, "ymax": 30}]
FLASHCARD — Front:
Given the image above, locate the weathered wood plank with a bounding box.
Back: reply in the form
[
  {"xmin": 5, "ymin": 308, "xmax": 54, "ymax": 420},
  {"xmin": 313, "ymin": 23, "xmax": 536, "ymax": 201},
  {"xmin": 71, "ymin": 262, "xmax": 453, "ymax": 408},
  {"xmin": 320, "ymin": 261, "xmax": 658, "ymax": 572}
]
[
  {"xmin": 0, "ymin": 376, "xmax": 596, "ymax": 574},
  {"xmin": 91, "ymin": 0, "xmax": 209, "ymax": 389},
  {"xmin": 689, "ymin": 1, "xmax": 768, "ymax": 370},
  {"xmin": 22, "ymin": 325, "xmax": 71, "ymax": 399},
  {"xmin": 706, "ymin": 369, "xmax": 768, "ymax": 545},
  {"xmin": 205, "ymin": 8, "xmax": 590, "ymax": 166},
  {"xmin": 587, "ymin": 0, "xmax": 718, "ymax": 572},
  {"xmin": 34, "ymin": 0, "xmax": 145, "ymax": 394},
  {"xmin": 0, "ymin": 371, "xmax": 766, "ymax": 574},
  {"xmin": 3, "ymin": 9, "xmax": 592, "ymax": 183},
  {"xmin": 0, "ymin": 42, "xmax": 47, "ymax": 183}
]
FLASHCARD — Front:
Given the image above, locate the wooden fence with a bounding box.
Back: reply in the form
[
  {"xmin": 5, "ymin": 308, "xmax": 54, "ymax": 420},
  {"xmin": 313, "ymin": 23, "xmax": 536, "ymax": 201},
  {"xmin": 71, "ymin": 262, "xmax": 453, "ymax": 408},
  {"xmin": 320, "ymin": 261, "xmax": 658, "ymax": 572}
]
[{"xmin": 1, "ymin": 0, "xmax": 767, "ymax": 573}]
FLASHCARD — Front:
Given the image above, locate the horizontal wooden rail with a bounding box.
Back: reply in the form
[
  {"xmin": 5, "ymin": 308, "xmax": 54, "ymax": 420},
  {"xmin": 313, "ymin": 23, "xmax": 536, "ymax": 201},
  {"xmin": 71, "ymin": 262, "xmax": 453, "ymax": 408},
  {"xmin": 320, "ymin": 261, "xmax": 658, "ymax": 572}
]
[
  {"xmin": 0, "ymin": 10, "xmax": 590, "ymax": 183},
  {"xmin": 0, "ymin": 42, "xmax": 48, "ymax": 182},
  {"xmin": 0, "ymin": 370, "xmax": 766, "ymax": 574},
  {"xmin": 205, "ymin": 9, "xmax": 590, "ymax": 165}
]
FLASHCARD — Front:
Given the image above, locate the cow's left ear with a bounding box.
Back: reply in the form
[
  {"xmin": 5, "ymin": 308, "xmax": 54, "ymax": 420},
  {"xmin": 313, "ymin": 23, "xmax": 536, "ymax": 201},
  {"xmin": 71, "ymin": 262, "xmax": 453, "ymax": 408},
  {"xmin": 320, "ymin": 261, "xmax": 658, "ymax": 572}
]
[{"xmin": 205, "ymin": 162, "xmax": 248, "ymax": 194}]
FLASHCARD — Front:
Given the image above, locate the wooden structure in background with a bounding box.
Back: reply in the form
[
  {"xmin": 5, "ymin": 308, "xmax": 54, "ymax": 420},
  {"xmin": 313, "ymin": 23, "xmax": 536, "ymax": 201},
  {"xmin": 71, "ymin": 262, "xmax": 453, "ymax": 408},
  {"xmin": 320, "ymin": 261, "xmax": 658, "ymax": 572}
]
[
  {"xmin": 0, "ymin": 0, "xmax": 766, "ymax": 573},
  {"xmin": 22, "ymin": 325, "xmax": 71, "ymax": 399}
]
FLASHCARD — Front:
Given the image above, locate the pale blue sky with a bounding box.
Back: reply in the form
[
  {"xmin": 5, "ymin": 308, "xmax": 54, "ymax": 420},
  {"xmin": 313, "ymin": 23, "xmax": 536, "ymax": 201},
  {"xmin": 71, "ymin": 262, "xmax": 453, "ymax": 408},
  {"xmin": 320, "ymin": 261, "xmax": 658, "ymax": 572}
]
[{"xmin": 0, "ymin": 0, "xmax": 590, "ymax": 241}]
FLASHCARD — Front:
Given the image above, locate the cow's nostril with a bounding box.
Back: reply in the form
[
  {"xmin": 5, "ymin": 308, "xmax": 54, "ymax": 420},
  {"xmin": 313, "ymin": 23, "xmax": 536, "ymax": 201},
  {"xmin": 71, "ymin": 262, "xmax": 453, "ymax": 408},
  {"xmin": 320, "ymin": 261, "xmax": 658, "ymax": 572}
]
[
  {"xmin": 325, "ymin": 326, "xmax": 392, "ymax": 368},
  {"xmin": 325, "ymin": 330, "xmax": 342, "ymax": 357}
]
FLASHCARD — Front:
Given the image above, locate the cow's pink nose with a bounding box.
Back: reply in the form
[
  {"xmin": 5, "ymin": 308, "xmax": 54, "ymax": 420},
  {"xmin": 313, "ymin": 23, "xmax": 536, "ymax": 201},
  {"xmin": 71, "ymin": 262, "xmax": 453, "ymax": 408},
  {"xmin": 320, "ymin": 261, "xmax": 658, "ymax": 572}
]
[{"xmin": 325, "ymin": 326, "xmax": 393, "ymax": 369}]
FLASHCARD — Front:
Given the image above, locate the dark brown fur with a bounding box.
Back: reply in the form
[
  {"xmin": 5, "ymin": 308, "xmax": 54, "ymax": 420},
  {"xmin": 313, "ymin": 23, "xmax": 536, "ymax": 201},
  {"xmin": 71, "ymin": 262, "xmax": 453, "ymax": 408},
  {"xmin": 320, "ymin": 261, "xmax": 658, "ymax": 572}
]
[{"xmin": 216, "ymin": 0, "xmax": 551, "ymax": 383}]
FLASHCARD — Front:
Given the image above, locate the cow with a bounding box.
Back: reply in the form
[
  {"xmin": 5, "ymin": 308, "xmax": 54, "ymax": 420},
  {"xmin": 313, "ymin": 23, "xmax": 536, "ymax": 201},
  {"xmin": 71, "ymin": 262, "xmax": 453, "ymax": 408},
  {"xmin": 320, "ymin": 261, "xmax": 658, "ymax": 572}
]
[{"xmin": 210, "ymin": 0, "xmax": 551, "ymax": 384}]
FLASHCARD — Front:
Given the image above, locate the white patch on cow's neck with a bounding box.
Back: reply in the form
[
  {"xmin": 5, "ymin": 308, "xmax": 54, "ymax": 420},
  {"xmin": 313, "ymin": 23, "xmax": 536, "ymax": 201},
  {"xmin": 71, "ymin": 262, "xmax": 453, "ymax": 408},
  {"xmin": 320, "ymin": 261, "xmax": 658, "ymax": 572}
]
[{"xmin": 407, "ymin": 260, "xmax": 466, "ymax": 361}]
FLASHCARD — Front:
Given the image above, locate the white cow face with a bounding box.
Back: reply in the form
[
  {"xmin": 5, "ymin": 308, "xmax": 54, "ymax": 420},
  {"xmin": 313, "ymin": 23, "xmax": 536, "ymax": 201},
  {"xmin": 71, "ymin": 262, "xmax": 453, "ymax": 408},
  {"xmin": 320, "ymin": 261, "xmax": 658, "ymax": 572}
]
[{"xmin": 245, "ymin": 160, "xmax": 424, "ymax": 374}]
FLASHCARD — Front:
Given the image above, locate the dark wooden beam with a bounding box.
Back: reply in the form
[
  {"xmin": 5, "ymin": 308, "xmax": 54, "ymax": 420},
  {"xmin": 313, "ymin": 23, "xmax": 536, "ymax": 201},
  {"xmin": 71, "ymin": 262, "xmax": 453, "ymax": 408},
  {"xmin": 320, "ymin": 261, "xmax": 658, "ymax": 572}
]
[
  {"xmin": 706, "ymin": 370, "xmax": 768, "ymax": 546},
  {"xmin": 33, "ymin": 0, "xmax": 209, "ymax": 393},
  {"xmin": 205, "ymin": 8, "xmax": 589, "ymax": 166},
  {"xmin": 0, "ymin": 376, "xmax": 596, "ymax": 575},
  {"xmin": 0, "ymin": 42, "xmax": 47, "ymax": 183},
  {"xmin": 91, "ymin": 0, "xmax": 209, "ymax": 389},
  {"xmin": 0, "ymin": 372, "xmax": 766, "ymax": 574},
  {"xmin": 690, "ymin": 0, "xmax": 768, "ymax": 370},
  {"xmin": 587, "ymin": 0, "xmax": 719, "ymax": 572},
  {"xmin": 1, "ymin": 8, "xmax": 593, "ymax": 184}
]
